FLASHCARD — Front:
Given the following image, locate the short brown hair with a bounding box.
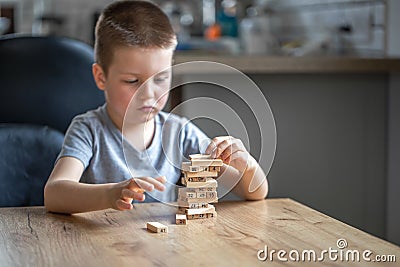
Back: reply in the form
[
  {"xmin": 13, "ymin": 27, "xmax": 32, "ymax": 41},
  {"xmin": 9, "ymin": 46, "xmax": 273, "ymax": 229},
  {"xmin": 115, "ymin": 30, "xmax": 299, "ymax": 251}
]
[{"xmin": 94, "ymin": 0, "xmax": 176, "ymax": 73}]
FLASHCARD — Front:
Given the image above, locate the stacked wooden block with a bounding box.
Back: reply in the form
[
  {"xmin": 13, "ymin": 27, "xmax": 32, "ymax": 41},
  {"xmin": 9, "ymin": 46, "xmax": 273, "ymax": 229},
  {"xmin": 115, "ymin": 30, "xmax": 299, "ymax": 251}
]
[{"xmin": 176, "ymin": 154, "xmax": 223, "ymax": 224}]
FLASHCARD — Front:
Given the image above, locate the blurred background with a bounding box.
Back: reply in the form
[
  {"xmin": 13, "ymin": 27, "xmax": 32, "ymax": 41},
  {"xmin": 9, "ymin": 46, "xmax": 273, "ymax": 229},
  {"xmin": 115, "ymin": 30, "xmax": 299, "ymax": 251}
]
[
  {"xmin": 1, "ymin": 0, "xmax": 399, "ymax": 246},
  {"xmin": 0, "ymin": 0, "xmax": 396, "ymax": 56}
]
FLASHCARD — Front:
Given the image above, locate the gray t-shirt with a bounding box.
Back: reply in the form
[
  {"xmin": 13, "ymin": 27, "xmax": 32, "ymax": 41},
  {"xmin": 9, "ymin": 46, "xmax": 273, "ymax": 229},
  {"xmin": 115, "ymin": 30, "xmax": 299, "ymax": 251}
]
[{"xmin": 58, "ymin": 104, "xmax": 209, "ymax": 203}]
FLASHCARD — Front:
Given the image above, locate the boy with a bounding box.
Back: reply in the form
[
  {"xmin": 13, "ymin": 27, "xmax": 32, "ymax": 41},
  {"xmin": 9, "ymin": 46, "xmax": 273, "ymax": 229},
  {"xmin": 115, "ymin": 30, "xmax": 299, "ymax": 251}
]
[{"xmin": 44, "ymin": 0, "xmax": 268, "ymax": 214}]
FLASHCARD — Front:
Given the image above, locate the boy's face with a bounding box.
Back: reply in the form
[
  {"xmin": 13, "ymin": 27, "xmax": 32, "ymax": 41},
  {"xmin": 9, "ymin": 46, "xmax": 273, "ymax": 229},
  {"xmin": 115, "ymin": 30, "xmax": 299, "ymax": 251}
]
[{"xmin": 93, "ymin": 46, "xmax": 173, "ymax": 127}]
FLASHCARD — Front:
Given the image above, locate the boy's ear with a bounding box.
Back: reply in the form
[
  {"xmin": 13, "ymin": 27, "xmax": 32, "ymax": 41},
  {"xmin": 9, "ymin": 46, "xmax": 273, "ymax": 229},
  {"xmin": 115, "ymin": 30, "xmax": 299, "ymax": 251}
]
[{"xmin": 92, "ymin": 63, "xmax": 106, "ymax": 90}]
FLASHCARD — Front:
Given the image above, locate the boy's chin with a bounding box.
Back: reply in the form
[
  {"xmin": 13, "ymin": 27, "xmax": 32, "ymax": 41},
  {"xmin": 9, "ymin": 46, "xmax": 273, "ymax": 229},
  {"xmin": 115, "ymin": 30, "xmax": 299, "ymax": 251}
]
[
  {"xmin": 125, "ymin": 111, "xmax": 157, "ymax": 125},
  {"xmin": 141, "ymin": 109, "xmax": 158, "ymax": 120}
]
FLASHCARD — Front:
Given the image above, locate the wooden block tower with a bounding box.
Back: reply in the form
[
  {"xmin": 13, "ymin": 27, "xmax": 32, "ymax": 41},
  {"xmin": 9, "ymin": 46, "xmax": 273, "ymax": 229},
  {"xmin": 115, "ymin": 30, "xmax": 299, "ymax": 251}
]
[{"xmin": 176, "ymin": 154, "xmax": 223, "ymax": 224}]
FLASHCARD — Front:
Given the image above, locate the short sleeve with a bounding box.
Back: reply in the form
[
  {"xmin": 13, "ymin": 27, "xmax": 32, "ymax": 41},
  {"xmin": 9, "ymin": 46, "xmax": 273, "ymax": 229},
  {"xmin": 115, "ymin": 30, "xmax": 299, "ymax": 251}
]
[{"xmin": 57, "ymin": 116, "xmax": 94, "ymax": 168}]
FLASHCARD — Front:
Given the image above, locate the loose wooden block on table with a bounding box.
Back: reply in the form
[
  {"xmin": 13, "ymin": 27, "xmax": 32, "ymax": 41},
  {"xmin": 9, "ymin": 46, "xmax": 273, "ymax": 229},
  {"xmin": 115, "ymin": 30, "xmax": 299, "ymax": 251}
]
[
  {"xmin": 146, "ymin": 222, "xmax": 168, "ymax": 233},
  {"xmin": 175, "ymin": 214, "xmax": 187, "ymax": 225}
]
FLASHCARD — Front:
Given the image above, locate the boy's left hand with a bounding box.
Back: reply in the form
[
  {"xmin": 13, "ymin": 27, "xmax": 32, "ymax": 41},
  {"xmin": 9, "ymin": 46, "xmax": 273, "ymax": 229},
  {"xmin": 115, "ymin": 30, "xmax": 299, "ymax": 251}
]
[{"xmin": 205, "ymin": 136, "xmax": 250, "ymax": 173}]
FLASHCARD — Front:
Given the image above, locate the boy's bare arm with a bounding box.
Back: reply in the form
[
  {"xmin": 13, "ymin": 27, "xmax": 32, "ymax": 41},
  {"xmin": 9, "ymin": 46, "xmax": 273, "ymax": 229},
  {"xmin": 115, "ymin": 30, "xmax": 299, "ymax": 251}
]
[
  {"xmin": 205, "ymin": 136, "xmax": 269, "ymax": 200},
  {"xmin": 44, "ymin": 157, "xmax": 166, "ymax": 214},
  {"xmin": 219, "ymin": 157, "xmax": 268, "ymax": 200}
]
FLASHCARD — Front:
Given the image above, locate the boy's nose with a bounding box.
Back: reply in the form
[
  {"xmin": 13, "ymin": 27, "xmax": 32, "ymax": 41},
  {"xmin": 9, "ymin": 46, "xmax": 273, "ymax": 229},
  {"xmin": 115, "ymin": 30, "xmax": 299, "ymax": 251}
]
[{"xmin": 138, "ymin": 80, "xmax": 155, "ymax": 99}]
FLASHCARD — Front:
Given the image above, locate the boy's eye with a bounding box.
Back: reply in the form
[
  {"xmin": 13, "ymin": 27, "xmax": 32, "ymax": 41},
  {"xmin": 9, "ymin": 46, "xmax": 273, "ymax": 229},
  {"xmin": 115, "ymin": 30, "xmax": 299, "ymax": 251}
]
[
  {"xmin": 154, "ymin": 76, "xmax": 169, "ymax": 83},
  {"xmin": 125, "ymin": 79, "xmax": 138, "ymax": 84}
]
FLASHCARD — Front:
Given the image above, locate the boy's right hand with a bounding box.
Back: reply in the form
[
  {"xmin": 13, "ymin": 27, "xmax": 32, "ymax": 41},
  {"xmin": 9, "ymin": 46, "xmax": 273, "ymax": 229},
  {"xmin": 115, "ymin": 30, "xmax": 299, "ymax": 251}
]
[{"xmin": 113, "ymin": 176, "xmax": 166, "ymax": 210}]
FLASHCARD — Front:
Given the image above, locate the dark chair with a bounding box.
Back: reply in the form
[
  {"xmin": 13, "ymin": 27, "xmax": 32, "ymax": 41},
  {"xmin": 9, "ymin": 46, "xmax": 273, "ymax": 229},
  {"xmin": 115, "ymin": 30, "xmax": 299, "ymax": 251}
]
[
  {"xmin": 0, "ymin": 35, "xmax": 104, "ymax": 133},
  {"xmin": 0, "ymin": 124, "xmax": 64, "ymax": 207}
]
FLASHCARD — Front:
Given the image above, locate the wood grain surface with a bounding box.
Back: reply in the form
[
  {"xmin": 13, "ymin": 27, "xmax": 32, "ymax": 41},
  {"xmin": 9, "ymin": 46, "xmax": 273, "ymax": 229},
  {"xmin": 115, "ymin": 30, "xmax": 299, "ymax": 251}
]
[{"xmin": 0, "ymin": 199, "xmax": 398, "ymax": 266}]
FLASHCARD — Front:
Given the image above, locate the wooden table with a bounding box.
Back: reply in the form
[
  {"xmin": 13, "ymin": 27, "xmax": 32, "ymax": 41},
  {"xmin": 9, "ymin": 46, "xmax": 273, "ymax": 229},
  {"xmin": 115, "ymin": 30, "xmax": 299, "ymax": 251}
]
[{"xmin": 0, "ymin": 199, "xmax": 398, "ymax": 266}]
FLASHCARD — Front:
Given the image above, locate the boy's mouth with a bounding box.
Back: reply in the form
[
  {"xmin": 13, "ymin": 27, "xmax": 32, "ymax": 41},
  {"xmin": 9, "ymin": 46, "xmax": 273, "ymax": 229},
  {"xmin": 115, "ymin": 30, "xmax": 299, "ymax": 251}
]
[{"xmin": 139, "ymin": 106, "xmax": 156, "ymax": 113}]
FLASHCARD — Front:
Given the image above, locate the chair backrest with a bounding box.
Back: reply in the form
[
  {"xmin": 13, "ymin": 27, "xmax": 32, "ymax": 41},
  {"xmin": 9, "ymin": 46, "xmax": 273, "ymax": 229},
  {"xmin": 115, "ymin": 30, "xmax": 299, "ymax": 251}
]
[
  {"xmin": 0, "ymin": 124, "xmax": 64, "ymax": 207},
  {"xmin": 0, "ymin": 35, "xmax": 104, "ymax": 133}
]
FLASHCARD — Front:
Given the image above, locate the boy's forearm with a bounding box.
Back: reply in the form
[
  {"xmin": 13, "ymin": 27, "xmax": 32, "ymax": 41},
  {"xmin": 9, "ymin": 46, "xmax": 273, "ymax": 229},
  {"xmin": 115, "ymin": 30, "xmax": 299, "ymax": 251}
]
[
  {"xmin": 230, "ymin": 157, "xmax": 269, "ymax": 200},
  {"xmin": 44, "ymin": 180, "xmax": 118, "ymax": 214},
  {"xmin": 219, "ymin": 157, "xmax": 269, "ymax": 200}
]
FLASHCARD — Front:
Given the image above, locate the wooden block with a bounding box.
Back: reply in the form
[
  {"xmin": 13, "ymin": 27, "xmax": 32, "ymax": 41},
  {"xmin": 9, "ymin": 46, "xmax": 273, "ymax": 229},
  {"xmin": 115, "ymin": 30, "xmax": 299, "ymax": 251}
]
[
  {"xmin": 197, "ymin": 192, "xmax": 206, "ymax": 198},
  {"xmin": 207, "ymin": 212, "xmax": 217, "ymax": 218},
  {"xmin": 182, "ymin": 163, "xmax": 220, "ymax": 173},
  {"xmin": 208, "ymin": 166, "xmax": 221, "ymax": 172},
  {"xmin": 199, "ymin": 203, "xmax": 209, "ymax": 208},
  {"xmin": 186, "ymin": 192, "xmax": 197, "ymax": 198},
  {"xmin": 182, "ymin": 162, "xmax": 207, "ymax": 172},
  {"xmin": 177, "ymin": 200, "xmax": 209, "ymax": 209},
  {"xmin": 186, "ymin": 214, "xmax": 202, "ymax": 220},
  {"xmin": 187, "ymin": 212, "xmax": 216, "ymax": 220},
  {"xmin": 176, "ymin": 208, "xmax": 186, "ymax": 214},
  {"xmin": 178, "ymin": 193, "xmax": 218, "ymax": 203},
  {"xmin": 190, "ymin": 158, "xmax": 223, "ymax": 167},
  {"xmin": 178, "ymin": 187, "xmax": 216, "ymax": 195},
  {"xmin": 185, "ymin": 176, "xmax": 207, "ymax": 183},
  {"xmin": 189, "ymin": 154, "xmax": 212, "ymax": 160},
  {"xmin": 186, "ymin": 204, "xmax": 215, "ymax": 215},
  {"xmin": 178, "ymin": 190, "xmax": 196, "ymax": 199},
  {"xmin": 181, "ymin": 177, "xmax": 187, "ymax": 186},
  {"xmin": 195, "ymin": 187, "xmax": 207, "ymax": 192},
  {"xmin": 206, "ymin": 191, "xmax": 217, "ymax": 199},
  {"xmin": 185, "ymin": 178, "xmax": 218, "ymax": 188},
  {"xmin": 146, "ymin": 222, "xmax": 168, "ymax": 233},
  {"xmin": 176, "ymin": 214, "xmax": 187, "ymax": 225},
  {"xmin": 178, "ymin": 208, "xmax": 217, "ymax": 218},
  {"xmin": 185, "ymin": 170, "xmax": 219, "ymax": 178}
]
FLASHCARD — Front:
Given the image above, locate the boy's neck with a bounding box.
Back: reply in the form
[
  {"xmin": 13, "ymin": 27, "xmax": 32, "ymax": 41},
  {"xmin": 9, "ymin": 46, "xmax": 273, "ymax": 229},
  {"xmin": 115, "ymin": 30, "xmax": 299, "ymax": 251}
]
[
  {"xmin": 123, "ymin": 119, "xmax": 156, "ymax": 151},
  {"xmin": 105, "ymin": 105, "xmax": 156, "ymax": 151}
]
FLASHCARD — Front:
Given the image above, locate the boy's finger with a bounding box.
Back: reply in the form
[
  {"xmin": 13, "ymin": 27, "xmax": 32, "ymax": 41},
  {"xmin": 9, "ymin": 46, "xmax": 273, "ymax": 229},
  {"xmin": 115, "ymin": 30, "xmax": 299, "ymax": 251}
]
[
  {"xmin": 205, "ymin": 136, "xmax": 233, "ymax": 155},
  {"xmin": 155, "ymin": 175, "xmax": 167, "ymax": 184},
  {"xmin": 139, "ymin": 177, "xmax": 166, "ymax": 191},
  {"xmin": 204, "ymin": 140, "xmax": 217, "ymax": 155},
  {"xmin": 121, "ymin": 188, "xmax": 145, "ymax": 201},
  {"xmin": 133, "ymin": 178, "xmax": 155, "ymax": 191},
  {"xmin": 220, "ymin": 141, "xmax": 245, "ymax": 161},
  {"xmin": 214, "ymin": 139, "xmax": 233, "ymax": 158},
  {"xmin": 133, "ymin": 192, "xmax": 145, "ymax": 201},
  {"xmin": 116, "ymin": 199, "xmax": 133, "ymax": 210}
]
